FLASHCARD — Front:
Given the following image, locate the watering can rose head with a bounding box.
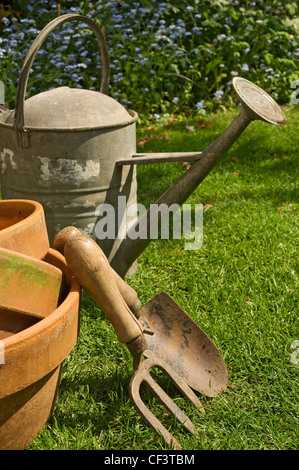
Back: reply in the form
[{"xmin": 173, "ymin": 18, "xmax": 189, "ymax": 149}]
[{"xmin": 232, "ymin": 77, "xmax": 286, "ymax": 126}]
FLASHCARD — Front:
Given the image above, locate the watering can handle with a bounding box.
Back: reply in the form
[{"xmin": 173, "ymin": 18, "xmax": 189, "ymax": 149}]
[
  {"xmin": 13, "ymin": 13, "xmax": 110, "ymax": 133},
  {"xmin": 54, "ymin": 229, "xmax": 144, "ymax": 345}
]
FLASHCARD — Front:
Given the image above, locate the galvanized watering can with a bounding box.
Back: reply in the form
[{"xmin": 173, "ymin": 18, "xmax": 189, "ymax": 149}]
[{"xmin": 0, "ymin": 14, "xmax": 286, "ymax": 277}]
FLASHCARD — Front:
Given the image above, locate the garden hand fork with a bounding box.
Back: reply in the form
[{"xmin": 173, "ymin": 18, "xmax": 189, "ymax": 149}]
[{"xmin": 56, "ymin": 230, "xmax": 205, "ymax": 450}]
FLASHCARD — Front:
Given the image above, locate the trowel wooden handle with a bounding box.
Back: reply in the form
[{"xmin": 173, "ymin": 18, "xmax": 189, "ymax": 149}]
[
  {"xmin": 60, "ymin": 234, "xmax": 144, "ymax": 344},
  {"xmin": 54, "ymin": 227, "xmax": 142, "ymax": 313}
]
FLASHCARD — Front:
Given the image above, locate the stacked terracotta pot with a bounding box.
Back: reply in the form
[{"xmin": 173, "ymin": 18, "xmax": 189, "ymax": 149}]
[{"xmin": 0, "ymin": 199, "xmax": 81, "ymax": 450}]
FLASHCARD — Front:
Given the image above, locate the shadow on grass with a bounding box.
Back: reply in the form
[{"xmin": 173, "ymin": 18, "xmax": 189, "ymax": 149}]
[
  {"xmin": 53, "ymin": 368, "xmax": 133, "ymax": 430},
  {"xmin": 136, "ymin": 124, "xmax": 297, "ymax": 210}
]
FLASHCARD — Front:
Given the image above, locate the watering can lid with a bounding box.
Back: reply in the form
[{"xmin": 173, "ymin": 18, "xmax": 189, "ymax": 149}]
[{"xmin": 2, "ymin": 87, "xmax": 137, "ymax": 130}]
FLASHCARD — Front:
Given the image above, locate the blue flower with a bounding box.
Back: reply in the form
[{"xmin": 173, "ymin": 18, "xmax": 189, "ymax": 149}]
[
  {"xmin": 196, "ymin": 101, "xmax": 204, "ymax": 109},
  {"xmin": 214, "ymin": 90, "xmax": 224, "ymax": 100},
  {"xmin": 192, "ymin": 26, "xmax": 201, "ymax": 34}
]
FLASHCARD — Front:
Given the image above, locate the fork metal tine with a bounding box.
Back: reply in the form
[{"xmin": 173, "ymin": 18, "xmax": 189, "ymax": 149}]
[
  {"xmin": 145, "ymin": 374, "xmax": 195, "ymax": 434},
  {"xmin": 128, "ymin": 353, "xmax": 205, "ymax": 449},
  {"xmin": 129, "ymin": 363, "xmax": 182, "ymax": 450},
  {"xmin": 143, "ymin": 353, "xmax": 206, "ymax": 414}
]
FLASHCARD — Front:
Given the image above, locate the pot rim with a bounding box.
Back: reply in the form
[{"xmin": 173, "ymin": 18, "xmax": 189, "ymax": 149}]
[
  {"xmin": 0, "ymin": 199, "xmax": 49, "ymax": 259},
  {"xmin": 0, "ymin": 199, "xmax": 43, "ymax": 232},
  {"xmin": 0, "ymin": 248, "xmax": 81, "ymax": 398},
  {"xmin": 2, "ymin": 248, "xmax": 80, "ymax": 351}
]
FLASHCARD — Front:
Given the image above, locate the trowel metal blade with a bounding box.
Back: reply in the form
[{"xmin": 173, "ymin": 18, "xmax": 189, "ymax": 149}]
[{"xmin": 137, "ymin": 292, "xmax": 228, "ymax": 396}]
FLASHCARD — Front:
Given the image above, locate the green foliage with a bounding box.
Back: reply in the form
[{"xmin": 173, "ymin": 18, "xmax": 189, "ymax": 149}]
[
  {"xmin": 0, "ymin": 1, "xmax": 298, "ymax": 119},
  {"xmin": 0, "ymin": 1, "xmax": 19, "ymax": 24}
]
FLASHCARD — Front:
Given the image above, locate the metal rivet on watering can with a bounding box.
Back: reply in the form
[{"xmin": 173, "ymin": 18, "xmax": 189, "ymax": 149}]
[{"xmin": 0, "ymin": 15, "xmax": 286, "ymax": 277}]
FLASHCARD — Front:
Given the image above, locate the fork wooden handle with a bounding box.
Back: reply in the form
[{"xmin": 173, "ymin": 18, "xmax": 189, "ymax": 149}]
[
  {"xmin": 54, "ymin": 227, "xmax": 142, "ymax": 313},
  {"xmin": 55, "ymin": 229, "xmax": 143, "ymax": 344}
]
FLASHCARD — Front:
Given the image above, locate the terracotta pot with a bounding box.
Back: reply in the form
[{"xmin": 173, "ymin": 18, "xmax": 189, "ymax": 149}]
[
  {"xmin": 0, "ymin": 248, "xmax": 81, "ymax": 450},
  {"xmin": 0, "ymin": 247, "xmax": 64, "ymax": 318},
  {"xmin": 0, "ymin": 199, "xmax": 49, "ymax": 260}
]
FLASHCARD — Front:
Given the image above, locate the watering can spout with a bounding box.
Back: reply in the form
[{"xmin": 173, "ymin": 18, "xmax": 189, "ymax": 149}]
[{"xmin": 110, "ymin": 78, "xmax": 286, "ymax": 277}]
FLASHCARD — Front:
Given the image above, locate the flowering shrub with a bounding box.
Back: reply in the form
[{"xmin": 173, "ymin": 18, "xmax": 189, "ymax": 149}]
[{"xmin": 0, "ymin": 0, "xmax": 298, "ymax": 120}]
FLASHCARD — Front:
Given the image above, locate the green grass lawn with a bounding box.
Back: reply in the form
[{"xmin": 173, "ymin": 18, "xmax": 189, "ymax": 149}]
[{"xmin": 28, "ymin": 105, "xmax": 298, "ymax": 450}]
